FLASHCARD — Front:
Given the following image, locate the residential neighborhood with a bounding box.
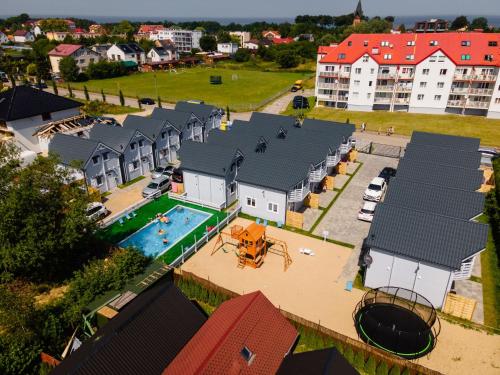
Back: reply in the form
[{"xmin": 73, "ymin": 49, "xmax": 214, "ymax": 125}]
[{"xmin": 0, "ymin": 1, "xmax": 499, "ymax": 375}]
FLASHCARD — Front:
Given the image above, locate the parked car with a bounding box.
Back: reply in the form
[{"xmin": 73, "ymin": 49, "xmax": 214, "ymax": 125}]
[
  {"xmin": 363, "ymin": 177, "xmax": 387, "ymax": 202},
  {"xmin": 142, "ymin": 176, "xmax": 171, "ymax": 198},
  {"xmin": 30, "ymin": 82, "xmax": 48, "ymax": 89},
  {"xmin": 139, "ymin": 97, "xmax": 155, "ymax": 105},
  {"xmin": 151, "ymin": 165, "xmax": 175, "ymax": 179},
  {"xmin": 86, "ymin": 202, "xmax": 108, "ymax": 220},
  {"xmin": 478, "ymin": 147, "xmax": 498, "ymax": 167},
  {"xmin": 358, "ymin": 201, "xmax": 377, "ymax": 222},
  {"xmin": 291, "ymin": 80, "xmax": 303, "ymax": 92},
  {"xmin": 378, "ymin": 167, "xmax": 397, "ymax": 184},
  {"xmin": 293, "ymin": 96, "xmax": 309, "ymax": 109}
]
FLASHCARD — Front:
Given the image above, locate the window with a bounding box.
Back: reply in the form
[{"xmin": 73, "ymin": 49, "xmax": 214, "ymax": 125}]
[
  {"xmin": 461, "ymin": 54, "xmax": 471, "ymax": 60},
  {"xmin": 429, "ymin": 40, "xmax": 438, "ymax": 46},
  {"xmin": 368, "ymin": 81, "xmax": 373, "ymax": 87},
  {"xmin": 363, "ymin": 40, "xmax": 368, "ymax": 46},
  {"xmin": 131, "ymin": 160, "xmax": 139, "ymax": 170},
  {"xmin": 268, "ymin": 202, "xmax": 278, "ymax": 213},
  {"xmin": 383, "ymin": 54, "xmax": 392, "ymax": 60},
  {"xmin": 437, "ymin": 82, "xmax": 444, "ymax": 88},
  {"xmin": 354, "ymin": 80, "xmax": 360, "ymax": 86},
  {"xmin": 229, "ymin": 182, "xmax": 236, "ymax": 194},
  {"xmin": 352, "ymin": 92, "xmax": 359, "ymax": 98},
  {"xmin": 420, "ymin": 82, "xmax": 427, "ymax": 88},
  {"xmin": 79, "ymin": 59, "xmax": 85, "ymax": 64},
  {"xmin": 434, "ymin": 95, "xmax": 442, "ymax": 101},
  {"xmin": 429, "ymin": 55, "xmax": 436, "ymax": 62},
  {"xmin": 95, "ymin": 175, "xmax": 103, "ymax": 186},
  {"xmin": 438, "ymin": 56, "xmax": 445, "ymax": 62},
  {"xmin": 161, "ymin": 132, "xmax": 166, "ymax": 139},
  {"xmin": 380, "ymin": 41, "xmax": 389, "ymax": 47},
  {"xmin": 461, "ymin": 40, "xmax": 471, "ymax": 46},
  {"xmin": 103, "ymin": 152, "xmax": 109, "ymax": 161},
  {"xmin": 344, "ymin": 66, "xmax": 350, "ymax": 72},
  {"xmin": 130, "ymin": 142, "xmax": 136, "ymax": 150},
  {"xmin": 417, "ymin": 94, "xmax": 424, "ymax": 100},
  {"xmin": 406, "ymin": 54, "xmax": 414, "ymax": 60},
  {"xmin": 241, "ymin": 347, "xmax": 255, "ymax": 364},
  {"xmin": 496, "ymin": 98, "xmax": 500, "ymax": 104},
  {"xmin": 484, "ymin": 54, "xmax": 493, "ymax": 62},
  {"xmin": 367, "ymin": 93, "xmax": 372, "ymax": 99},
  {"xmin": 246, "ymin": 197, "xmax": 256, "ymax": 207},
  {"xmin": 370, "ymin": 68, "xmax": 375, "ymax": 74},
  {"xmin": 407, "ymin": 40, "xmax": 415, "ymax": 46},
  {"xmin": 439, "ymin": 69, "xmax": 447, "ymax": 75},
  {"xmin": 41, "ymin": 112, "xmax": 52, "ymax": 121},
  {"xmin": 489, "ymin": 41, "xmax": 498, "ymax": 47},
  {"xmin": 362, "ymin": 55, "xmax": 369, "ymax": 62},
  {"xmin": 422, "ymin": 68, "xmax": 430, "ymax": 75},
  {"xmin": 92, "ymin": 156, "xmax": 100, "ymax": 165},
  {"xmin": 338, "ymin": 53, "xmax": 346, "ymax": 59},
  {"xmin": 355, "ymin": 68, "xmax": 362, "ymax": 74},
  {"xmin": 139, "ymin": 140, "xmax": 144, "ymax": 147},
  {"xmin": 347, "ymin": 41, "xmax": 352, "ymax": 46},
  {"xmin": 90, "ymin": 58, "xmax": 95, "ymax": 63}
]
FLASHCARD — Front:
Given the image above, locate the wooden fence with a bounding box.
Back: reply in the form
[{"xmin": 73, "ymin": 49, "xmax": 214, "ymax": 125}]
[{"xmin": 173, "ymin": 270, "xmax": 443, "ymax": 375}]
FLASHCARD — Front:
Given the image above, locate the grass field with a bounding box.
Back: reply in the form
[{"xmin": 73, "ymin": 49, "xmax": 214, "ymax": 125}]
[
  {"xmin": 74, "ymin": 98, "xmax": 143, "ymax": 116},
  {"xmin": 297, "ymin": 107, "xmax": 500, "ymax": 147},
  {"xmin": 68, "ymin": 67, "xmax": 307, "ymax": 112},
  {"xmin": 99, "ymin": 195, "xmax": 227, "ymax": 264}
]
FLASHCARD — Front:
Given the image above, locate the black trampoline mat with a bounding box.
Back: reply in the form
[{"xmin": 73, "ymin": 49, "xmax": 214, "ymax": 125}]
[{"xmin": 364, "ymin": 303, "xmax": 429, "ymax": 332}]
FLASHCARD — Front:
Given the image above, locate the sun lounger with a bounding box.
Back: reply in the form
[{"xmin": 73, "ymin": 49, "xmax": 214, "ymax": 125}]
[
  {"xmin": 118, "ymin": 218, "xmax": 124, "ymax": 225},
  {"xmin": 277, "ymin": 221, "xmax": 283, "ymax": 228},
  {"xmin": 345, "ymin": 281, "xmax": 353, "ymax": 292},
  {"xmin": 263, "ymin": 219, "xmax": 268, "ymax": 226},
  {"xmin": 131, "ymin": 211, "xmax": 137, "ymax": 217},
  {"xmin": 256, "ymin": 218, "xmax": 261, "ymax": 224},
  {"xmin": 125, "ymin": 213, "xmax": 132, "ymax": 220},
  {"xmin": 299, "ymin": 248, "xmax": 315, "ymax": 256}
]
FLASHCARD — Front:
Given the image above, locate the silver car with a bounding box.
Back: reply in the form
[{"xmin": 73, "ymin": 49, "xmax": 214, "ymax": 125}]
[
  {"xmin": 151, "ymin": 165, "xmax": 174, "ymax": 180},
  {"xmin": 142, "ymin": 176, "xmax": 171, "ymax": 198}
]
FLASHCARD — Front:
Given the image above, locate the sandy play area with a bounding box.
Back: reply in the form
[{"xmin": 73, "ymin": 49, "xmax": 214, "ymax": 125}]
[{"xmin": 182, "ymin": 218, "xmax": 500, "ymax": 374}]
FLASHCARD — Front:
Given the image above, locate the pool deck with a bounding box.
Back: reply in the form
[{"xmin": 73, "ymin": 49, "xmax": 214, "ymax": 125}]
[{"xmin": 182, "ymin": 218, "xmax": 500, "ymax": 375}]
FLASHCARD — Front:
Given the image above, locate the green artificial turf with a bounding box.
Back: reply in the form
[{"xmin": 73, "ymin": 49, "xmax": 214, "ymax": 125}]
[{"xmin": 98, "ymin": 195, "xmax": 228, "ymax": 264}]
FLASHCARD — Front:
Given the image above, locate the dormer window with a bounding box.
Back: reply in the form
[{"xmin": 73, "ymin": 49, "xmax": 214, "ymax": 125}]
[
  {"xmin": 277, "ymin": 127, "xmax": 287, "ymax": 139},
  {"xmin": 363, "ymin": 40, "xmax": 368, "ymax": 46},
  {"xmin": 488, "ymin": 41, "xmax": 498, "ymax": 47},
  {"xmin": 130, "ymin": 142, "xmax": 136, "ymax": 150},
  {"xmin": 407, "ymin": 41, "xmax": 415, "ymax": 46},
  {"xmin": 240, "ymin": 347, "xmax": 255, "ymax": 365},
  {"xmin": 485, "ymin": 54, "xmax": 493, "ymax": 62},
  {"xmin": 461, "ymin": 40, "xmax": 471, "ymax": 47},
  {"xmin": 381, "ymin": 41, "xmax": 389, "ymax": 47},
  {"xmin": 461, "ymin": 54, "xmax": 471, "ymax": 61},
  {"xmin": 429, "ymin": 40, "xmax": 438, "ymax": 46},
  {"xmin": 347, "ymin": 41, "xmax": 352, "ymax": 46},
  {"xmin": 383, "ymin": 54, "xmax": 392, "ymax": 60},
  {"xmin": 338, "ymin": 53, "xmax": 346, "ymax": 60}
]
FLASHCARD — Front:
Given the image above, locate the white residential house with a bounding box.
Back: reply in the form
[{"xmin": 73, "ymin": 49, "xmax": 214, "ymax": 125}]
[
  {"xmin": 315, "ymin": 32, "xmax": 500, "ymax": 118},
  {"xmin": 13, "ymin": 30, "xmax": 35, "ymax": 43},
  {"xmin": 243, "ymin": 39, "xmax": 260, "ymax": 50},
  {"xmin": 48, "ymin": 44, "xmax": 101, "ymax": 74},
  {"xmin": 149, "ymin": 29, "xmax": 202, "ymax": 53},
  {"xmin": 147, "ymin": 46, "xmax": 179, "ymax": 63},
  {"xmin": 107, "ymin": 43, "xmax": 146, "ymax": 65},
  {"xmin": 229, "ymin": 31, "xmax": 251, "ymax": 46},
  {"xmin": 217, "ymin": 42, "xmax": 239, "ymax": 55},
  {"xmin": 0, "ymin": 86, "xmax": 83, "ymax": 154},
  {"xmin": 0, "ymin": 31, "xmax": 8, "ymax": 44},
  {"xmin": 151, "ymin": 107, "xmax": 205, "ymax": 144}
]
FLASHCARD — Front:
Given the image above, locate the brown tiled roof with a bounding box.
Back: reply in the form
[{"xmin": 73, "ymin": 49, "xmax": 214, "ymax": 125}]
[{"xmin": 164, "ymin": 291, "xmax": 298, "ymax": 375}]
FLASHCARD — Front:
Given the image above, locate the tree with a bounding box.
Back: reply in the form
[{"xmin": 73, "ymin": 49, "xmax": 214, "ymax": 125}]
[
  {"xmin": 470, "ymin": 17, "xmax": 488, "ymax": 30},
  {"xmin": 119, "ymin": 90, "xmax": 125, "ymax": 106},
  {"xmin": 353, "ymin": 351, "xmax": 365, "ymax": 370},
  {"xmin": 199, "ymin": 35, "xmax": 217, "ymax": 52},
  {"xmin": 113, "ymin": 20, "xmax": 135, "ymax": 39},
  {"xmin": 86, "ymin": 61, "xmax": 127, "ymax": 80},
  {"xmin": 226, "ymin": 105, "xmax": 230, "ymax": 122},
  {"xmin": 216, "ymin": 31, "xmax": 232, "ymax": 43},
  {"xmin": 388, "ymin": 365, "xmax": 401, "ymax": 375},
  {"xmin": 101, "ymin": 89, "xmax": 106, "ymax": 102},
  {"xmin": 234, "ymin": 48, "xmax": 251, "ymax": 62},
  {"xmin": 51, "ymin": 80, "xmax": 58, "ymax": 96},
  {"xmin": 0, "ymin": 154, "xmax": 96, "ymax": 282},
  {"xmin": 398, "ymin": 24, "xmax": 406, "ymax": 33},
  {"xmin": 451, "ymin": 16, "xmax": 469, "ymax": 30},
  {"xmin": 26, "ymin": 63, "xmax": 37, "ymax": 76},
  {"xmin": 83, "ymin": 85, "xmax": 90, "ymax": 101},
  {"xmin": 157, "ymin": 96, "xmax": 162, "ymax": 108},
  {"xmin": 376, "ymin": 361, "xmax": 389, "ymax": 375},
  {"xmin": 67, "ymin": 84, "xmax": 73, "ymax": 98},
  {"xmin": 59, "ymin": 56, "xmax": 79, "ymax": 82},
  {"xmin": 364, "ymin": 356, "xmax": 378, "ymax": 375},
  {"xmin": 276, "ymin": 50, "xmax": 300, "ymax": 68},
  {"xmin": 0, "ymin": 142, "xmax": 20, "ymax": 200}
]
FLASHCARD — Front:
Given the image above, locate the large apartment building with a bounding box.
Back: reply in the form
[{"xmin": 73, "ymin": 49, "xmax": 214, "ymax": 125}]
[
  {"xmin": 149, "ymin": 28, "xmax": 202, "ymax": 53},
  {"xmin": 315, "ymin": 32, "xmax": 500, "ymax": 118}
]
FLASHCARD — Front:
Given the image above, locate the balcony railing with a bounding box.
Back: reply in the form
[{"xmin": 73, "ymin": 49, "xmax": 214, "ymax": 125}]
[
  {"xmin": 377, "ymin": 73, "xmax": 397, "ymax": 79},
  {"xmin": 374, "ymin": 97, "xmax": 391, "ymax": 103},
  {"xmin": 394, "ymin": 98, "xmax": 410, "ymax": 104},
  {"xmin": 169, "ymin": 135, "xmax": 179, "ymax": 146},
  {"xmin": 467, "ymin": 101, "xmax": 489, "ymax": 108},
  {"xmin": 450, "ymin": 87, "xmax": 468, "ymax": 94},
  {"xmin": 375, "ymin": 85, "xmax": 394, "ymax": 92},
  {"xmin": 337, "ymin": 95, "xmax": 348, "ymax": 102},
  {"xmin": 288, "ymin": 185, "xmax": 311, "ymax": 203},
  {"xmin": 339, "ymin": 72, "xmax": 351, "ymax": 78},
  {"xmin": 318, "ymin": 71, "xmax": 338, "ymax": 77},
  {"xmin": 309, "ymin": 168, "xmax": 327, "ymax": 183},
  {"xmin": 396, "ymin": 86, "xmax": 412, "ymax": 92},
  {"xmin": 326, "ymin": 153, "xmax": 340, "ymax": 167},
  {"xmin": 454, "ymin": 73, "xmax": 498, "ymax": 81},
  {"xmin": 447, "ymin": 100, "xmax": 466, "ymax": 107},
  {"xmin": 398, "ymin": 72, "xmax": 415, "ymax": 79},
  {"xmin": 317, "ymin": 82, "xmax": 335, "ymax": 89},
  {"xmin": 469, "ymin": 88, "xmax": 493, "ymax": 95}
]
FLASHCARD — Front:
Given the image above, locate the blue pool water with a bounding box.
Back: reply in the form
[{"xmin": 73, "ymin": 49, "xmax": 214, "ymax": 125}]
[{"xmin": 119, "ymin": 205, "xmax": 211, "ymax": 257}]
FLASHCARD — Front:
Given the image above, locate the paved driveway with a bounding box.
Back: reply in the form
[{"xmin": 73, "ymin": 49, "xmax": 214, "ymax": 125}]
[{"xmin": 313, "ymin": 153, "xmax": 399, "ymax": 279}]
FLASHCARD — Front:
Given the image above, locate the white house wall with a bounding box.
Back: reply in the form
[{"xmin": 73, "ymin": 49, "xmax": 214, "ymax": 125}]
[
  {"xmin": 238, "ymin": 183, "xmax": 287, "ymax": 223},
  {"xmin": 487, "ymin": 73, "xmax": 500, "ymax": 119},
  {"xmin": 364, "ymin": 248, "xmax": 454, "ymax": 308},
  {"xmin": 183, "ymin": 171, "xmax": 226, "ymax": 207},
  {"xmin": 347, "ymin": 55, "xmax": 378, "ymax": 111},
  {"xmin": 83, "ymin": 144, "xmax": 123, "ymax": 193}
]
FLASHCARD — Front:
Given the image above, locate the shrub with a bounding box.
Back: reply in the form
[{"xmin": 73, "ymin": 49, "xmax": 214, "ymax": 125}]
[
  {"xmin": 389, "ymin": 364, "xmax": 401, "ymax": 375},
  {"xmin": 401, "ymin": 368, "xmax": 410, "ymax": 375},
  {"xmin": 234, "ymin": 48, "xmax": 251, "ymax": 62},
  {"xmin": 86, "ymin": 60, "xmax": 127, "ymax": 80},
  {"xmin": 376, "ymin": 361, "xmax": 389, "ymax": 375},
  {"xmin": 59, "ymin": 56, "xmax": 79, "ymax": 82},
  {"xmin": 276, "ymin": 50, "xmax": 300, "ymax": 68},
  {"xmin": 364, "ymin": 355, "xmax": 378, "ymax": 375},
  {"xmin": 353, "ymin": 351, "xmax": 365, "ymax": 370},
  {"xmin": 343, "ymin": 346, "xmax": 354, "ymax": 364}
]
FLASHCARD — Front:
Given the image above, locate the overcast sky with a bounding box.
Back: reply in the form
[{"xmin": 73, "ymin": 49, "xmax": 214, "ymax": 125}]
[{"xmin": 1, "ymin": 0, "xmax": 499, "ymax": 18}]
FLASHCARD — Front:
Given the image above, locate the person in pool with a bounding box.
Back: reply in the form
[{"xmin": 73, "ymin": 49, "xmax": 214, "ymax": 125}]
[
  {"xmin": 185, "ymin": 216, "xmax": 190, "ymax": 224},
  {"xmin": 163, "ymin": 237, "xmax": 169, "ymax": 244},
  {"xmin": 158, "ymin": 228, "xmax": 164, "ymax": 235}
]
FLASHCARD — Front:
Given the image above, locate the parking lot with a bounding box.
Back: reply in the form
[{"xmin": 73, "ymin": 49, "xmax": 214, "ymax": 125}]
[{"xmin": 313, "ymin": 153, "xmax": 399, "ymax": 279}]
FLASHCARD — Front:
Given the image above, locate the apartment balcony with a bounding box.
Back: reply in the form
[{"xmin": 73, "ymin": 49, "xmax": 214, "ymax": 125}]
[
  {"xmin": 317, "ymin": 82, "xmax": 336, "ymax": 89},
  {"xmin": 288, "ymin": 185, "xmax": 311, "ymax": 203},
  {"xmin": 318, "ymin": 71, "xmax": 339, "ymax": 78},
  {"xmin": 309, "ymin": 167, "xmax": 327, "ymax": 183},
  {"xmin": 374, "ymin": 97, "xmax": 392, "ymax": 104},
  {"xmin": 454, "ymin": 73, "xmax": 498, "ymax": 81},
  {"xmin": 450, "ymin": 87, "xmax": 469, "ymax": 94},
  {"xmin": 336, "ymin": 95, "xmax": 348, "ymax": 102},
  {"xmin": 398, "ymin": 72, "xmax": 415, "ymax": 79},
  {"xmin": 393, "ymin": 98, "xmax": 410, "ymax": 105},
  {"xmin": 453, "ymin": 73, "xmax": 472, "ymax": 81},
  {"xmin": 139, "ymin": 145, "xmax": 153, "ymax": 157},
  {"xmin": 168, "ymin": 136, "xmax": 180, "ymax": 147},
  {"xmin": 447, "ymin": 100, "xmax": 466, "ymax": 107},
  {"xmin": 395, "ymin": 86, "xmax": 412, "ymax": 93},
  {"xmin": 326, "ymin": 153, "xmax": 341, "ymax": 167},
  {"xmin": 104, "ymin": 159, "xmax": 119, "ymax": 171},
  {"xmin": 375, "ymin": 85, "xmax": 394, "ymax": 92},
  {"xmin": 468, "ymin": 88, "xmax": 494, "ymax": 96},
  {"xmin": 466, "ymin": 101, "xmax": 490, "ymax": 108},
  {"xmin": 377, "ymin": 73, "xmax": 397, "ymax": 79},
  {"xmin": 339, "ymin": 72, "xmax": 351, "ymax": 78}
]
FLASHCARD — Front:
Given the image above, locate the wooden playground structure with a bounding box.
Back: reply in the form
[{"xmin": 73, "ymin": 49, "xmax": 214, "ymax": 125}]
[{"xmin": 211, "ymin": 223, "xmax": 292, "ymax": 271}]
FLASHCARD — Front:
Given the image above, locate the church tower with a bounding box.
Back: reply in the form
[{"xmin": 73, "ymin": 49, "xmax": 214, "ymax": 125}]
[{"xmin": 353, "ymin": 0, "xmax": 363, "ymax": 26}]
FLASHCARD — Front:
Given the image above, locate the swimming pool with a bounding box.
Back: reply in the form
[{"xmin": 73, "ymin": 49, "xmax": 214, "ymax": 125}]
[{"xmin": 119, "ymin": 205, "xmax": 212, "ymax": 258}]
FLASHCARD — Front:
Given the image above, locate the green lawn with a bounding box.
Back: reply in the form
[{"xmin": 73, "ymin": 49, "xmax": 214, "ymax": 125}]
[
  {"xmin": 98, "ymin": 195, "xmax": 227, "ymax": 264},
  {"xmin": 68, "ymin": 67, "xmax": 307, "ymax": 112},
  {"xmin": 74, "ymin": 98, "xmax": 143, "ymax": 116},
  {"xmin": 301, "ymin": 107, "xmax": 500, "ymax": 147}
]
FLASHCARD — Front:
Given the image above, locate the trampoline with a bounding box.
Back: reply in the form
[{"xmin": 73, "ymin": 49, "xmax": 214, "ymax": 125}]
[{"xmin": 353, "ymin": 287, "xmax": 440, "ymax": 359}]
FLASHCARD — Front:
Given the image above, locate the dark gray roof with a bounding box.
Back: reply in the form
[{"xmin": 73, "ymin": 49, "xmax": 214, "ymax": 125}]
[
  {"xmin": 0, "ymin": 86, "xmax": 82, "ymax": 122},
  {"xmin": 150, "ymin": 108, "xmax": 193, "ymax": 131},
  {"xmin": 49, "ymin": 133, "xmax": 99, "ymax": 167},
  {"xmin": 366, "ymin": 204, "xmax": 488, "ymax": 269},
  {"xmin": 116, "ymin": 43, "xmax": 144, "ymax": 54},
  {"xmin": 122, "ymin": 115, "xmax": 168, "ymax": 140},
  {"xmin": 404, "ymin": 143, "xmax": 481, "ymax": 170},
  {"xmin": 410, "ymin": 131, "xmax": 480, "ymax": 152},
  {"xmin": 88, "ymin": 124, "xmax": 138, "ymax": 153},
  {"xmin": 179, "ymin": 141, "xmax": 239, "ymax": 177},
  {"xmin": 151, "ymin": 47, "xmax": 169, "ymax": 56},
  {"xmin": 396, "ymin": 158, "xmax": 484, "ymax": 191},
  {"xmin": 237, "ymin": 154, "xmax": 312, "ymax": 192},
  {"xmin": 384, "ymin": 178, "xmax": 485, "ymax": 220},
  {"xmin": 51, "ymin": 281, "xmax": 206, "ymax": 375},
  {"xmin": 175, "ymin": 101, "xmax": 218, "ymax": 122},
  {"xmin": 249, "ymin": 112, "xmax": 297, "ymax": 129}
]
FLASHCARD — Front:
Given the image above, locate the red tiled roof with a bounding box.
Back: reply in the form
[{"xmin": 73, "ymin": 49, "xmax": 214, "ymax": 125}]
[
  {"xmin": 73, "ymin": 28, "xmax": 87, "ymax": 33},
  {"xmin": 48, "ymin": 44, "xmax": 83, "ymax": 57},
  {"xmin": 164, "ymin": 291, "xmax": 298, "ymax": 375},
  {"xmin": 139, "ymin": 24, "xmax": 165, "ymax": 34},
  {"xmin": 319, "ymin": 32, "xmax": 500, "ymax": 66},
  {"xmin": 273, "ymin": 37, "xmax": 294, "ymax": 45},
  {"xmin": 13, "ymin": 30, "xmax": 28, "ymax": 36}
]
